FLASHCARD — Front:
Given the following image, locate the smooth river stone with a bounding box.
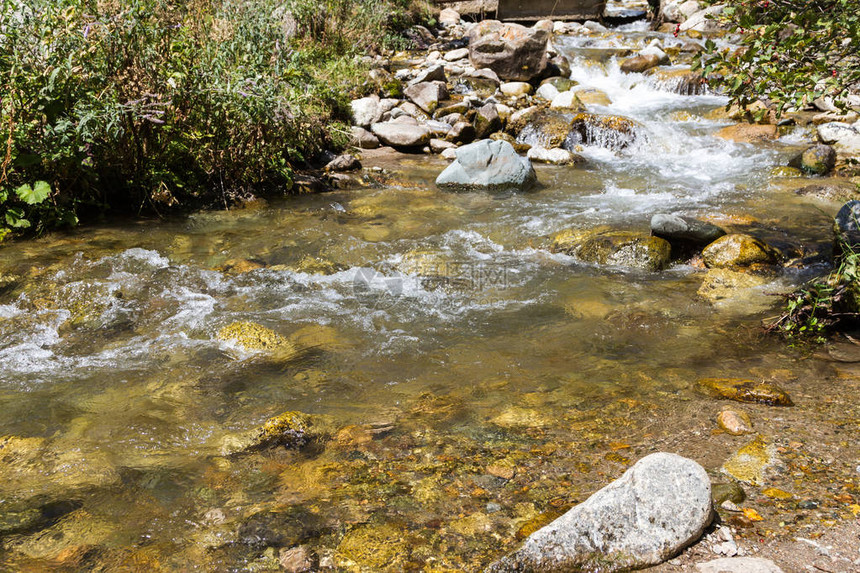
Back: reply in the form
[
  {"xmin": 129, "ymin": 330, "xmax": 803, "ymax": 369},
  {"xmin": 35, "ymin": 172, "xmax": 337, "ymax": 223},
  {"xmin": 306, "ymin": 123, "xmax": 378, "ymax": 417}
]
[
  {"xmin": 717, "ymin": 407, "xmax": 753, "ymax": 435},
  {"xmin": 486, "ymin": 453, "xmax": 713, "ymax": 572}
]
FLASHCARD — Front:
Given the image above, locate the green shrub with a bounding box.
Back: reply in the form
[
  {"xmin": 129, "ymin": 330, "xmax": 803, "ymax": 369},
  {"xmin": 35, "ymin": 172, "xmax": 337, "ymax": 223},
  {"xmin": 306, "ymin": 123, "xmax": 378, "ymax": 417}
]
[
  {"xmin": 694, "ymin": 0, "xmax": 860, "ymax": 119},
  {"xmin": 767, "ymin": 242, "xmax": 860, "ymax": 342},
  {"xmin": 0, "ymin": 0, "xmax": 429, "ymax": 239}
]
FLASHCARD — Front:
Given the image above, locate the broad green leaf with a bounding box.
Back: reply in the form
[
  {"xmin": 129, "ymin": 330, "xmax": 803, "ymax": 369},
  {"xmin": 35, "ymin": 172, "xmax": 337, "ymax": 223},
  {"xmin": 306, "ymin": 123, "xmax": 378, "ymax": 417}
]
[
  {"xmin": 15, "ymin": 181, "xmax": 51, "ymax": 205},
  {"xmin": 5, "ymin": 208, "xmax": 31, "ymax": 228}
]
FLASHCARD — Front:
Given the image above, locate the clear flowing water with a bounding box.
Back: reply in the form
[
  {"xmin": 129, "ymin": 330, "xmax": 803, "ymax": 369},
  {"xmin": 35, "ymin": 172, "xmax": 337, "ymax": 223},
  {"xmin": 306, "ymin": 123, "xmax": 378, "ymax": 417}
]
[{"xmin": 0, "ymin": 23, "xmax": 857, "ymax": 572}]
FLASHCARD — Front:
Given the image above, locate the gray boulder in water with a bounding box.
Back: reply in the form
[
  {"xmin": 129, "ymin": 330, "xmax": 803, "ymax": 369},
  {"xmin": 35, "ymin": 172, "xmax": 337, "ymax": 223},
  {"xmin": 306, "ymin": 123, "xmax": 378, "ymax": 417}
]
[
  {"xmin": 486, "ymin": 453, "xmax": 713, "ymax": 572},
  {"xmin": 436, "ymin": 139, "xmax": 537, "ymax": 191}
]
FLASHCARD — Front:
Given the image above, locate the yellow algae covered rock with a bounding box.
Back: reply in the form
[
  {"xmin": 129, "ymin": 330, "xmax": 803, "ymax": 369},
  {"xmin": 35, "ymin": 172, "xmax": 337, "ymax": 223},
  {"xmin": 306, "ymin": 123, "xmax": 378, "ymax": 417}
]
[
  {"xmin": 217, "ymin": 321, "xmax": 289, "ymax": 351},
  {"xmin": 256, "ymin": 411, "xmax": 313, "ymax": 448},
  {"xmin": 219, "ymin": 411, "xmax": 320, "ymax": 454},
  {"xmin": 721, "ymin": 436, "xmax": 777, "ymax": 486},
  {"xmin": 337, "ymin": 523, "xmax": 408, "ymax": 569},
  {"xmin": 217, "ymin": 321, "xmax": 300, "ymax": 362},
  {"xmin": 491, "ymin": 406, "xmax": 551, "ymax": 429},
  {"xmin": 762, "ymin": 487, "xmax": 793, "ymax": 500},
  {"xmin": 697, "ymin": 378, "xmax": 793, "ymax": 406},
  {"xmin": 697, "ymin": 268, "xmax": 770, "ymax": 303},
  {"xmin": 702, "ymin": 234, "xmax": 780, "ymax": 269},
  {"xmin": 551, "ymin": 228, "xmax": 671, "ymax": 272}
]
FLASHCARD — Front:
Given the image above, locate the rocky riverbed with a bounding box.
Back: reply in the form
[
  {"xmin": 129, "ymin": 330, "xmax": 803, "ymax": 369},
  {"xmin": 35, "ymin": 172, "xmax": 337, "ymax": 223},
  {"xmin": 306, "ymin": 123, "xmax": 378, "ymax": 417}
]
[{"xmin": 1, "ymin": 1, "xmax": 860, "ymax": 571}]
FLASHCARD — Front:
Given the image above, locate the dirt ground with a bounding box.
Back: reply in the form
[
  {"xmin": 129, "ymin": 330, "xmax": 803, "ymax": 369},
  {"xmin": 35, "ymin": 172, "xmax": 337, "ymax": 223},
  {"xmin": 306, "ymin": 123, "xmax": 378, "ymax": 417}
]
[{"xmin": 648, "ymin": 518, "xmax": 860, "ymax": 572}]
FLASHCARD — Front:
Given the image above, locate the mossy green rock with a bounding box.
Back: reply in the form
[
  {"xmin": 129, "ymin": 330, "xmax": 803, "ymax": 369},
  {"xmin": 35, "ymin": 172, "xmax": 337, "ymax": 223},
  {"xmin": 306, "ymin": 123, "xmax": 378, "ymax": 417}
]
[
  {"xmin": 540, "ymin": 76, "xmax": 576, "ymax": 92},
  {"xmin": 552, "ymin": 229, "xmax": 672, "ymax": 271},
  {"xmin": 701, "ymin": 234, "xmax": 779, "ymax": 269},
  {"xmin": 800, "ymin": 144, "xmax": 836, "ymax": 175},
  {"xmin": 697, "ymin": 378, "xmax": 793, "ymax": 406},
  {"xmin": 514, "ymin": 109, "xmax": 576, "ymax": 149},
  {"xmin": 770, "ymin": 166, "xmax": 803, "ymax": 178},
  {"xmin": 721, "ymin": 435, "xmax": 776, "ymax": 486},
  {"xmin": 712, "ymin": 482, "xmax": 746, "ymax": 505}
]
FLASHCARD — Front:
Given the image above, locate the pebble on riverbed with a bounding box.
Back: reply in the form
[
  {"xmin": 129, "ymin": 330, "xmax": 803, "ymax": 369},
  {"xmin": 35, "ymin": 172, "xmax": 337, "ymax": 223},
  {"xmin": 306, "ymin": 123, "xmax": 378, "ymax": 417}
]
[{"xmin": 717, "ymin": 407, "xmax": 754, "ymax": 435}]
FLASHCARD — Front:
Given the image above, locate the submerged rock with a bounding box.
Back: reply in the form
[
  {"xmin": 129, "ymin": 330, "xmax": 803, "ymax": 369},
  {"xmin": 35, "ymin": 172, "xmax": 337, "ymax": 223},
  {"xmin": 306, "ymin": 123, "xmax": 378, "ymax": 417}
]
[
  {"xmin": 717, "ymin": 407, "xmax": 753, "ymax": 435},
  {"xmin": 697, "ymin": 268, "xmax": 770, "ymax": 304},
  {"xmin": 436, "ymin": 139, "xmax": 537, "ymax": 191},
  {"xmin": 697, "ymin": 378, "xmax": 793, "ymax": 406},
  {"xmin": 0, "ymin": 435, "xmax": 119, "ymax": 503},
  {"xmin": 279, "ymin": 546, "xmax": 318, "ymax": 572},
  {"xmin": 486, "ymin": 453, "xmax": 713, "ymax": 572},
  {"xmin": 712, "ymin": 482, "xmax": 746, "ymax": 506},
  {"xmin": 4, "ymin": 510, "xmax": 114, "ymax": 560},
  {"xmin": 795, "ymin": 184, "xmax": 858, "ymax": 203},
  {"xmin": 701, "ymin": 234, "xmax": 779, "ymax": 269},
  {"xmin": 220, "ymin": 411, "xmax": 319, "ymax": 454},
  {"xmin": 552, "ymin": 228, "xmax": 672, "ymax": 271},
  {"xmin": 491, "ymin": 406, "xmax": 552, "ymax": 429},
  {"xmin": 721, "ymin": 435, "xmax": 777, "ymax": 486},
  {"xmin": 337, "ymin": 523, "xmax": 408, "ymax": 569}
]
